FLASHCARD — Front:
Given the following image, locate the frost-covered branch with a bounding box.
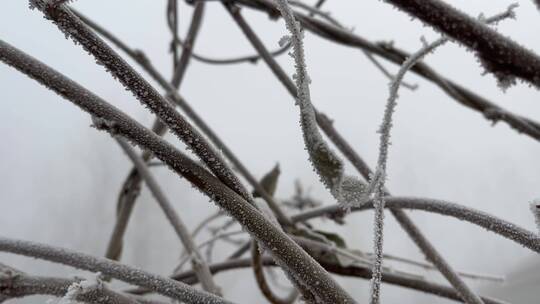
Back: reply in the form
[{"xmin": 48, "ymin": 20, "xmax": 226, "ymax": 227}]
[
  {"xmin": 0, "ymin": 39, "xmax": 354, "ymax": 304},
  {"xmin": 73, "ymin": 7, "xmax": 293, "ymax": 227},
  {"xmin": 273, "ymin": 0, "xmax": 351, "ymax": 201},
  {"xmin": 382, "ymin": 0, "xmax": 540, "ymax": 89},
  {"xmin": 363, "ymin": 6, "xmax": 518, "ymax": 299},
  {"xmin": 0, "ymin": 239, "xmax": 231, "ymax": 304},
  {"xmin": 291, "ymin": 197, "xmax": 540, "ymax": 254},
  {"xmin": 365, "ymin": 36, "xmax": 447, "ymax": 304},
  {"xmin": 0, "ymin": 263, "xmax": 164, "ymax": 304},
  {"xmin": 115, "ymin": 138, "xmax": 221, "ymax": 295},
  {"xmin": 163, "ymin": 256, "xmax": 509, "ymax": 304},
  {"xmin": 29, "ymin": 0, "xmax": 251, "ymax": 203}
]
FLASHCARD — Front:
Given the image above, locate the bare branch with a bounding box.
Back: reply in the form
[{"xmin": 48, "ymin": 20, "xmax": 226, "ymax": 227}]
[
  {"xmin": 365, "ymin": 37, "xmax": 448, "ymax": 304},
  {"xmin": 292, "ymin": 196, "xmax": 540, "ymax": 254},
  {"xmin": 251, "ymin": 242, "xmax": 299, "ymax": 304},
  {"xmin": 0, "ymin": 239, "xmax": 231, "ymax": 304},
  {"xmin": 171, "ymin": 1, "xmax": 205, "ymax": 88},
  {"xmin": 0, "ymin": 263, "xmax": 165, "ymax": 304},
  {"xmin": 30, "ymin": 0, "xmax": 251, "ymax": 203},
  {"xmin": 115, "ymin": 138, "xmax": 221, "ymax": 295},
  {"xmin": 163, "ymin": 257, "xmax": 509, "ymax": 304}
]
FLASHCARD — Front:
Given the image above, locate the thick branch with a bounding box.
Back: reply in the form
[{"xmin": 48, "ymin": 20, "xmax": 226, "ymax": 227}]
[
  {"xmin": 73, "ymin": 6, "xmax": 293, "ymax": 227},
  {"xmin": 30, "ymin": 0, "xmax": 251, "ymax": 202},
  {"xmin": 0, "ymin": 39, "xmax": 354, "ymax": 304}
]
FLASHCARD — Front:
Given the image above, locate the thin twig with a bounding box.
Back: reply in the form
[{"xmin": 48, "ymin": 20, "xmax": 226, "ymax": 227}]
[
  {"xmin": 161, "ymin": 257, "xmax": 509, "ymax": 304},
  {"xmin": 251, "ymin": 241, "xmax": 299, "ymax": 304},
  {"xmin": 167, "ymin": 0, "xmax": 179, "ymax": 68},
  {"xmin": 0, "ymin": 238, "xmax": 231, "ymax": 304},
  {"xmin": 0, "ymin": 263, "xmax": 165, "ymax": 304},
  {"xmin": 365, "ymin": 37, "xmax": 448, "ymax": 304},
  {"xmin": 376, "ymin": 253, "xmax": 505, "ymax": 283},
  {"xmin": 291, "ymin": 196, "xmax": 540, "ymax": 254},
  {"xmin": 115, "ymin": 138, "xmax": 221, "ymax": 295},
  {"xmin": 171, "ymin": 1, "xmax": 205, "ymax": 88},
  {"xmin": 365, "ymin": 6, "xmax": 517, "ymax": 299}
]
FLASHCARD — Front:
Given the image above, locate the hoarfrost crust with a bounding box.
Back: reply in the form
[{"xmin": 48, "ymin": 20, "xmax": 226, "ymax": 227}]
[{"xmin": 275, "ymin": 0, "xmax": 367, "ymax": 210}]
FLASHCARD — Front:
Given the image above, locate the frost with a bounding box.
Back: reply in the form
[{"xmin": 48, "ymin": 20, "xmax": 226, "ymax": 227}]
[
  {"xmin": 362, "ymin": 8, "xmax": 519, "ymax": 302},
  {"xmin": 274, "ymin": 0, "xmax": 367, "ymax": 210},
  {"xmin": 278, "ymin": 35, "xmax": 291, "ymax": 47},
  {"xmin": 56, "ymin": 272, "xmax": 102, "ymax": 304}
]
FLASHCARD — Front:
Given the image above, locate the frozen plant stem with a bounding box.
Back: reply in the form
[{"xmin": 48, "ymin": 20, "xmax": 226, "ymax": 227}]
[
  {"xmin": 0, "ymin": 238, "xmax": 231, "ymax": 304},
  {"xmin": 152, "ymin": 257, "xmax": 510, "ymax": 304},
  {"xmin": 171, "ymin": 1, "xmax": 205, "ymax": 88},
  {"xmin": 292, "ymin": 196, "xmax": 540, "ymax": 254},
  {"xmin": 115, "ymin": 138, "xmax": 221, "ymax": 296},
  {"xmin": 273, "ymin": 0, "xmax": 350, "ymax": 199},
  {"xmin": 74, "ymin": 7, "xmax": 293, "ymax": 227},
  {"xmin": 0, "ymin": 39, "xmax": 355, "ymax": 304},
  {"xmin": 0, "ymin": 263, "xmax": 163, "ymax": 304},
  {"xmin": 366, "ymin": 36, "xmax": 447, "ymax": 304},
  {"xmin": 29, "ymin": 0, "xmax": 251, "ymax": 203},
  {"xmin": 366, "ymin": 6, "xmax": 518, "ymax": 301}
]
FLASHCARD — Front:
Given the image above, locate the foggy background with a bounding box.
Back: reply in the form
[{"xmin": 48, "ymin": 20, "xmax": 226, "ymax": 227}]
[{"xmin": 1, "ymin": 0, "xmax": 539, "ymax": 303}]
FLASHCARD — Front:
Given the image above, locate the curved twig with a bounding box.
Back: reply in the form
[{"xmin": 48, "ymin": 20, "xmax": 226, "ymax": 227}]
[
  {"xmin": 0, "ymin": 238, "xmax": 231, "ymax": 304},
  {"xmin": 251, "ymin": 241, "xmax": 299, "ymax": 304},
  {"xmin": 292, "ymin": 196, "xmax": 540, "ymax": 253}
]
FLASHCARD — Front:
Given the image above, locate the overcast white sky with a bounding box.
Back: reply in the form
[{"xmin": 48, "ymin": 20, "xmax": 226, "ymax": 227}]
[{"xmin": 1, "ymin": 0, "xmax": 539, "ymax": 303}]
